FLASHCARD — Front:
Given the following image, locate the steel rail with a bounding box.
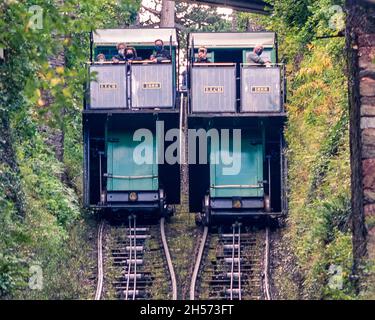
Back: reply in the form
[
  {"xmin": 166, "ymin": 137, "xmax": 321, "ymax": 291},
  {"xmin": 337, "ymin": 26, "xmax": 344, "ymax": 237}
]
[
  {"xmin": 190, "ymin": 224, "xmax": 270, "ymax": 300},
  {"xmin": 125, "ymin": 216, "xmax": 133, "ymax": 300},
  {"xmin": 238, "ymin": 223, "xmax": 242, "ymax": 300},
  {"xmin": 132, "ymin": 216, "xmax": 137, "ymax": 300},
  {"xmin": 160, "ymin": 217, "xmax": 178, "ymax": 300},
  {"xmin": 230, "ymin": 224, "xmax": 235, "ymax": 300},
  {"xmin": 190, "ymin": 226, "xmax": 209, "ymax": 300},
  {"xmin": 95, "ymin": 221, "xmax": 105, "ymax": 300},
  {"xmin": 264, "ymin": 227, "xmax": 272, "ymax": 300},
  {"xmin": 179, "ymin": 92, "xmax": 186, "ymax": 166}
]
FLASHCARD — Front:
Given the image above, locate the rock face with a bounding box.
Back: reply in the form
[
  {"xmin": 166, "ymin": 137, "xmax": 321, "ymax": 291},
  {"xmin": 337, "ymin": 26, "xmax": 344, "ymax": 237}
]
[{"xmin": 346, "ymin": 0, "xmax": 375, "ymax": 291}]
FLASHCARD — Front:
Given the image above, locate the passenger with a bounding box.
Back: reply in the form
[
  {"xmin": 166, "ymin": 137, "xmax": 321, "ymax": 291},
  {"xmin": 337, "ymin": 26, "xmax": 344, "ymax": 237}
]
[
  {"xmin": 150, "ymin": 39, "xmax": 171, "ymax": 63},
  {"xmin": 195, "ymin": 47, "xmax": 210, "ymax": 63},
  {"xmin": 125, "ymin": 47, "xmax": 135, "ymax": 61},
  {"xmin": 247, "ymin": 45, "xmax": 271, "ymax": 65},
  {"xmin": 124, "ymin": 47, "xmax": 142, "ymax": 73},
  {"xmin": 96, "ymin": 53, "xmax": 106, "ymax": 63},
  {"xmin": 112, "ymin": 42, "xmax": 127, "ymax": 62},
  {"xmin": 125, "ymin": 47, "xmax": 142, "ymax": 61}
]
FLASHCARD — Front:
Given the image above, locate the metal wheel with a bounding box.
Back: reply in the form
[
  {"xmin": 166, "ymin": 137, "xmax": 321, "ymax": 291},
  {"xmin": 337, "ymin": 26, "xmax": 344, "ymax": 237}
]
[
  {"xmin": 166, "ymin": 205, "xmax": 175, "ymax": 219},
  {"xmin": 202, "ymin": 194, "xmax": 211, "ymax": 226},
  {"xmin": 195, "ymin": 212, "xmax": 202, "ymax": 226},
  {"xmin": 159, "ymin": 188, "xmax": 167, "ymax": 217},
  {"xmin": 264, "ymin": 195, "xmax": 271, "ymax": 213}
]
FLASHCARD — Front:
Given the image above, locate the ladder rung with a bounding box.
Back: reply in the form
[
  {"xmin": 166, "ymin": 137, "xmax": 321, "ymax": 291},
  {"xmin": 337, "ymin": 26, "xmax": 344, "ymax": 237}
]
[
  {"xmin": 225, "ymin": 288, "xmax": 242, "ymax": 294},
  {"xmin": 127, "ymin": 235, "xmax": 149, "ymax": 240},
  {"xmin": 123, "ymin": 274, "xmax": 143, "ymax": 280},
  {"xmin": 127, "ymin": 227, "xmax": 149, "ymax": 232},
  {"xmin": 125, "ymin": 246, "xmax": 144, "ymax": 251},
  {"xmin": 223, "ymin": 244, "xmax": 240, "ymax": 250},
  {"xmin": 225, "ymin": 272, "xmax": 242, "ymax": 279},
  {"xmin": 224, "ymin": 257, "xmax": 243, "ymax": 263},
  {"xmin": 126, "ymin": 259, "xmax": 143, "ymax": 265},
  {"xmin": 124, "ymin": 290, "xmax": 140, "ymax": 297},
  {"xmin": 221, "ymin": 234, "xmax": 240, "ymax": 238}
]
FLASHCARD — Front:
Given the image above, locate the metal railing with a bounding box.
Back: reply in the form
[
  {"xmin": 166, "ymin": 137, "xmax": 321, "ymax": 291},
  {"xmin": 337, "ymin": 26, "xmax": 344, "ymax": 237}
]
[
  {"xmin": 188, "ymin": 62, "xmax": 286, "ymax": 114},
  {"xmin": 85, "ymin": 61, "xmax": 176, "ymax": 110}
]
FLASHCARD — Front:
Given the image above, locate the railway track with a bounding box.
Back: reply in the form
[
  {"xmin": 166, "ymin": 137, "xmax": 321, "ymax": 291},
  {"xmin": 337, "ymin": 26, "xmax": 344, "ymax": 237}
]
[
  {"xmin": 190, "ymin": 223, "xmax": 272, "ymax": 300},
  {"xmin": 95, "ymin": 216, "xmax": 177, "ymax": 300}
]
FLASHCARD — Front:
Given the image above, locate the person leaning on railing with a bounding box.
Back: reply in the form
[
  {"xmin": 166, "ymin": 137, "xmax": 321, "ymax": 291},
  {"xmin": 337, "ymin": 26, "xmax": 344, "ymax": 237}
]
[
  {"xmin": 150, "ymin": 39, "xmax": 171, "ymax": 63},
  {"xmin": 247, "ymin": 45, "xmax": 271, "ymax": 65},
  {"xmin": 96, "ymin": 53, "xmax": 106, "ymax": 63},
  {"xmin": 124, "ymin": 47, "xmax": 142, "ymax": 61},
  {"xmin": 112, "ymin": 42, "xmax": 127, "ymax": 62},
  {"xmin": 195, "ymin": 46, "xmax": 211, "ymax": 63}
]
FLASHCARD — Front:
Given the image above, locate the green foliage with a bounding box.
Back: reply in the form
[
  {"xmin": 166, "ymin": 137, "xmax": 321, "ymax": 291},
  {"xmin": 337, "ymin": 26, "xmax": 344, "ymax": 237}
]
[
  {"xmin": 0, "ymin": 200, "xmax": 27, "ymax": 295},
  {"xmin": 174, "ymin": 2, "xmax": 232, "ymax": 49},
  {"xmin": 285, "ymin": 41, "xmax": 353, "ymax": 298},
  {"xmin": 263, "ymin": 0, "xmax": 345, "ymax": 63},
  {"xmin": 15, "ymin": 127, "xmax": 80, "ymax": 227},
  {"xmin": 255, "ymin": 0, "xmax": 355, "ymax": 299},
  {"xmin": 176, "ymin": 2, "xmax": 231, "ymax": 32},
  {"xmin": 0, "ymin": 0, "xmax": 140, "ymax": 298},
  {"xmin": 236, "ymin": 12, "xmax": 266, "ymax": 31}
]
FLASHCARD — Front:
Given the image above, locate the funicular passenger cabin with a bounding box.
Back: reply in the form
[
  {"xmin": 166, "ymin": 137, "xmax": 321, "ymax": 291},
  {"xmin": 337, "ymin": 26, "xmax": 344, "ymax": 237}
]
[
  {"xmin": 83, "ymin": 28, "xmax": 180, "ymax": 216},
  {"xmin": 187, "ymin": 32, "xmax": 287, "ymax": 225}
]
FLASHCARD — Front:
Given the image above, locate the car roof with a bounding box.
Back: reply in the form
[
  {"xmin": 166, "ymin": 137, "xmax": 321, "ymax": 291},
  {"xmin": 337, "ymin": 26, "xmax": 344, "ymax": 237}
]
[
  {"xmin": 188, "ymin": 32, "xmax": 275, "ymax": 49},
  {"xmin": 93, "ymin": 28, "xmax": 178, "ymax": 46}
]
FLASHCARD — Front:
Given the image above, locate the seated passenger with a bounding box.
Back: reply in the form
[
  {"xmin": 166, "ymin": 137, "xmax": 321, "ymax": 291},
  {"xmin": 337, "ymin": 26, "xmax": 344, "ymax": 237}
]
[
  {"xmin": 247, "ymin": 45, "xmax": 271, "ymax": 65},
  {"xmin": 112, "ymin": 42, "xmax": 127, "ymax": 62},
  {"xmin": 150, "ymin": 39, "xmax": 171, "ymax": 63},
  {"xmin": 96, "ymin": 53, "xmax": 106, "ymax": 63},
  {"xmin": 195, "ymin": 47, "xmax": 210, "ymax": 63}
]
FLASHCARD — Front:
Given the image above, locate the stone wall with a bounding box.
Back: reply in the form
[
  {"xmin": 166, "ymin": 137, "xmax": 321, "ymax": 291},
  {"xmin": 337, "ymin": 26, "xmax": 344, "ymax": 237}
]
[{"xmin": 346, "ymin": 0, "xmax": 375, "ymax": 292}]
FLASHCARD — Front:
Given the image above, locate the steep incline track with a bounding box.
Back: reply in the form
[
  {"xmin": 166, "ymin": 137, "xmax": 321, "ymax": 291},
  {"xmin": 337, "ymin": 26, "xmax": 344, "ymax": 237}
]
[
  {"xmin": 190, "ymin": 224, "xmax": 272, "ymax": 300},
  {"xmin": 95, "ymin": 216, "xmax": 177, "ymax": 300}
]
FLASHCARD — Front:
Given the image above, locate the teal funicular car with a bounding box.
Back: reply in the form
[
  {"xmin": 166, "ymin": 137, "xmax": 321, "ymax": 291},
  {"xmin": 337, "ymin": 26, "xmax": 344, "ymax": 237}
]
[
  {"xmin": 187, "ymin": 32, "xmax": 287, "ymax": 225},
  {"xmin": 104, "ymin": 117, "xmax": 165, "ymax": 213},
  {"xmin": 83, "ymin": 28, "xmax": 181, "ymax": 216}
]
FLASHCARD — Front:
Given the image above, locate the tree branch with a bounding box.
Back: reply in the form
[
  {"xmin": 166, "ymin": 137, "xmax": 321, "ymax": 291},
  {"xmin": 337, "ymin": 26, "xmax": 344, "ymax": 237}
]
[
  {"xmin": 175, "ymin": 23, "xmax": 188, "ymax": 32},
  {"xmin": 142, "ymin": 4, "xmax": 160, "ymax": 17},
  {"xmin": 141, "ymin": 22, "xmax": 160, "ymax": 28}
]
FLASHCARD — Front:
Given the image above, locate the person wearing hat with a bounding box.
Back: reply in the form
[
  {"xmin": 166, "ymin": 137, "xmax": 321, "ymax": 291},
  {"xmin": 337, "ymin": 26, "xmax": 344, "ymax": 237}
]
[
  {"xmin": 247, "ymin": 45, "xmax": 271, "ymax": 64},
  {"xmin": 195, "ymin": 46, "xmax": 210, "ymax": 63},
  {"xmin": 112, "ymin": 42, "xmax": 127, "ymax": 62}
]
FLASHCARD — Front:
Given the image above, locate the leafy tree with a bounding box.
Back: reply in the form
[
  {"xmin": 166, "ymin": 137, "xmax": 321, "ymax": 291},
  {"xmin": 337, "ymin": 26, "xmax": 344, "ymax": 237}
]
[
  {"xmin": 140, "ymin": 0, "xmax": 232, "ymax": 47},
  {"xmin": 0, "ymin": 0, "xmax": 140, "ymax": 298},
  {"xmin": 263, "ymin": 0, "xmax": 345, "ymax": 62},
  {"xmin": 236, "ymin": 12, "xmax": 267, "ymax": 32}
]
